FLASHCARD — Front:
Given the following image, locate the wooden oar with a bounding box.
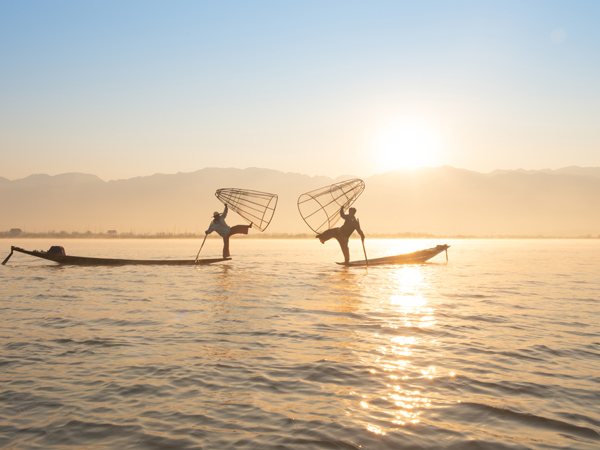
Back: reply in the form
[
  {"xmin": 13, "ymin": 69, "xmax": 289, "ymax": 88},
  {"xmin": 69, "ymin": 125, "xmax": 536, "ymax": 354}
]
[{"xmin": 194, "ymin": 234, "xmax": 208, "ymax": 263}]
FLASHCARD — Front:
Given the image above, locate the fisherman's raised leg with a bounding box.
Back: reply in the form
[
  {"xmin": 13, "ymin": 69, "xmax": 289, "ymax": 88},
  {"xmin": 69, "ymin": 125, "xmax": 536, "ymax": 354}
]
[
  {"xmin": 316, "ymin": 228, "xmax": 338, "ymax": 244},
  {"xmin": 230, "ymin": 224, "xmax": 251, "ymax": 236}
]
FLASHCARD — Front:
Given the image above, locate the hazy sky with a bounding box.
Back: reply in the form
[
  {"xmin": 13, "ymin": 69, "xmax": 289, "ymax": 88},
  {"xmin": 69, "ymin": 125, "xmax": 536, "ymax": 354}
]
[{"xmin": 1, "ymin": 0, "xmax": 599, "ymax": 181}]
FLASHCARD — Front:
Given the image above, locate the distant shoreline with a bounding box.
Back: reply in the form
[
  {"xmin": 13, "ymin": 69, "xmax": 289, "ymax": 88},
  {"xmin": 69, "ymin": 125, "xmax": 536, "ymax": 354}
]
[{"xmin": 2, "ymin": 232, "xmax": 598, "ymax": 240}]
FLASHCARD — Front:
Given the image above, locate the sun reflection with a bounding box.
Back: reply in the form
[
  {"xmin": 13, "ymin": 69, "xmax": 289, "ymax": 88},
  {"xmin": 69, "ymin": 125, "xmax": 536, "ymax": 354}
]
[
  {"xmin": 367, "ymin": 424, "xmax": 386, "ymax": 435},
  {"xmin": 389, "ymin": 293, "xmax": 437, "ymax": 328},
  {"xmin": 390, "ymin": 336, "xmax": 417, "ymax": 345},
  {"xmin": 390, "ymin": 294, "xmax": 427, "ymax": 309},
  {"xmin": 422, "ymin": 366, "xmax": 436, "ymax": 380},
  {"xmin": 390, "ymin": 265, "xmax": 424, "ymax": 290},
  {"xmin": 386, "ymin": 388, "xmax": 429, "ymax": 425},
  {"xmin": 356, "ymin": 263, "xmax": 445, "ymax": 433}
]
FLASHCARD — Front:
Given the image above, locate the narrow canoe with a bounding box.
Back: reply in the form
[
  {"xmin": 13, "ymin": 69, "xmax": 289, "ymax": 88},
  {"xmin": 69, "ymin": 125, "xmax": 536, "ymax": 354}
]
[
  {"xmin": 3, "ymin": 246, "xmax": 231, "ymax": 266},
  {"xmin": 337, "ymin": 244, "xmax": 450, "ymax": 267}
]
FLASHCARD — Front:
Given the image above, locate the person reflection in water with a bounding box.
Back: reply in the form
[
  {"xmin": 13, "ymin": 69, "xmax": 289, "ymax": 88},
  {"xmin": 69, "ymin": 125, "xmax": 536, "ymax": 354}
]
[
  {"xmin": 205, "ymin": 205, "xmax": 252, "ymax": 258},
  {"xmin": 316, "ymin": 206, "xmax": 365, "ymax": 264}
]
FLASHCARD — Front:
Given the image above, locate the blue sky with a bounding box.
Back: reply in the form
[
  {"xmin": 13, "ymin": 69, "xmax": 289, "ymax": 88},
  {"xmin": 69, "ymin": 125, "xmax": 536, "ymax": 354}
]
[{"xmin": 1, "ymin": 0, "xmax": 599, "ymax": 180}]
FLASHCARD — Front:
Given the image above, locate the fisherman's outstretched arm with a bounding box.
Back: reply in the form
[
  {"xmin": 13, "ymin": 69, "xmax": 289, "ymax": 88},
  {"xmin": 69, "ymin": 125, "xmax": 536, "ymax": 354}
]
[
  {"xmin": 222, "ymin": 204, "xmax": 228, "ymax": 219},
  {"xmin": 340, "ymin": 206, "xmax": 348, "ymax": 219}
]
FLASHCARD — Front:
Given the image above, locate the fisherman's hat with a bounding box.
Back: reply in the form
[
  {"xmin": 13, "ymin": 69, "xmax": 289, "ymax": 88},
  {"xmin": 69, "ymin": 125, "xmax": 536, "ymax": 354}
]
[{"xmin": 213, "ymin": 211, "xmax": 220, "ymax": 217}]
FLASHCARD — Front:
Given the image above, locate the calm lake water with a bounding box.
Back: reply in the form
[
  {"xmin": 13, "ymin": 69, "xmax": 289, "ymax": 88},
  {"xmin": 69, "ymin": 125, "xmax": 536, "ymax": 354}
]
[{"xmin": 1, "ymin": 238, "xmax": 599, "ymax": 450}]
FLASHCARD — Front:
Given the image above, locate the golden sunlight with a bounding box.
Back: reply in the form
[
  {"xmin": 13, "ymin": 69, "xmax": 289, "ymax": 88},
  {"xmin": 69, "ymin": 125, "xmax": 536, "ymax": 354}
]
[{"xmin": 371, "ymin": 118, "xmax": 442, "ymax": 172}]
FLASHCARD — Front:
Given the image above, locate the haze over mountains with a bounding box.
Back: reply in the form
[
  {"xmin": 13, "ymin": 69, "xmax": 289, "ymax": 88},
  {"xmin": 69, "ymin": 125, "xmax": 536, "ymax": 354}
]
[{"xmin": 1, "ymin": 166, "xmax": 599, "ymax": 237}]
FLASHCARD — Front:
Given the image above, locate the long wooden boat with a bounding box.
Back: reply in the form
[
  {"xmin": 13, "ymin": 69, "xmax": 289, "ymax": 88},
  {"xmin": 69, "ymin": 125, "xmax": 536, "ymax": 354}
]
[
  {"xmin": 337, "ymin": 244, "xmax": 450, "ymax": 267},
  {"xmin": 2, "ymin": 246, "xmax": 231, "ymax": 266}
]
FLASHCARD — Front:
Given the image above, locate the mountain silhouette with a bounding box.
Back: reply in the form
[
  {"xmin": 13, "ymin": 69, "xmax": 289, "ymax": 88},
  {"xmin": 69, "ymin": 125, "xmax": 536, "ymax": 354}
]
[{"xmin": 1, "ymin": 166, "xmax": 599, "ymax": 237}]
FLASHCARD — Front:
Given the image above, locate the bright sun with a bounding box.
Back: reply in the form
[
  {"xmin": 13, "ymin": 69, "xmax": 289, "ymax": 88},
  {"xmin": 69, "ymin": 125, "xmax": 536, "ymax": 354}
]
[{"xmin": 372, "ymin": 119, "xmax": 442, "ymax": 172}]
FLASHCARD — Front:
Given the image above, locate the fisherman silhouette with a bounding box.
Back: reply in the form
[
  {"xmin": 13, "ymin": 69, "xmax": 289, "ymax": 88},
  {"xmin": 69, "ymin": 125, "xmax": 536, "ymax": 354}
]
[
  {"xmin": 316, "ymin": 206, "xmax": 365, "ymax": 264},
  {"xmin": 205, "ymin": 205, "xmax": 252, "ymax": 258}
]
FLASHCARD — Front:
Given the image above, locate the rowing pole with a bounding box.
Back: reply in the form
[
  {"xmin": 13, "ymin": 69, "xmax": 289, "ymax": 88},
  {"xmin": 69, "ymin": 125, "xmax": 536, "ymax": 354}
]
[
  {"xmin": 194, "ymin": 234, "xmax": 208, "ymax": 263},
  {"xmin": 357, "ymin": 219, "xmax": 368, "ymax": 267}
]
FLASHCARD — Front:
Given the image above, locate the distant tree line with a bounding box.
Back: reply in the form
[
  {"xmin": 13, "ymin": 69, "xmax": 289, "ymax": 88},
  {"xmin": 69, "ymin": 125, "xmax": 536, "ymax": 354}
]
[
  {"xmin": 1, "ymin": 230, "xmax": 598, "ymax": 239},
  {"xmin": 0, "ymin": 230, "xmax": 315, "ymax": 239}
]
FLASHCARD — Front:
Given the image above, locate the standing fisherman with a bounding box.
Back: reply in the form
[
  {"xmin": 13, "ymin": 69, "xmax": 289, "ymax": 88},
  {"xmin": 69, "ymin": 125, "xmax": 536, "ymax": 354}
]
[
  {"xmin": 205, "ymin": 205, "xmax": 252, "ymax": 258},
  {"xmin": 316, "ymin": 206, "xmax": 365, "ymax": 265}
]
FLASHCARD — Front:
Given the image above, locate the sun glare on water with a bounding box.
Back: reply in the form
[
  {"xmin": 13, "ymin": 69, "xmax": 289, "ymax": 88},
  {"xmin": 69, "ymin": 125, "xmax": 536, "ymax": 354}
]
[{"xmin": 371, "ymin": 119, "xmax": 442, "ymax": 172}]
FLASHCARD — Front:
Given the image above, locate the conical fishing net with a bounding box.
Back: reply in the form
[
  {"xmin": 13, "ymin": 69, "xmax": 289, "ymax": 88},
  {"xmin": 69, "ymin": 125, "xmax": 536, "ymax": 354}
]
[
  {"xmin": 297, "ymin": 179, "xmax": 365, "ymax": 234},
  {"xmin": 216, "ymin": 188, "xmax": 278, "ymax": 232}
]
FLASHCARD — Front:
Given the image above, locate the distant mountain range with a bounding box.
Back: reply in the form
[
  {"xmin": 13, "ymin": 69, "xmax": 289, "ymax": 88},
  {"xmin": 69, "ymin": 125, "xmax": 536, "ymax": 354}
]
[{"xmin": 1, "ymin": 166, "xmax": 599, "ymax": 237}]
